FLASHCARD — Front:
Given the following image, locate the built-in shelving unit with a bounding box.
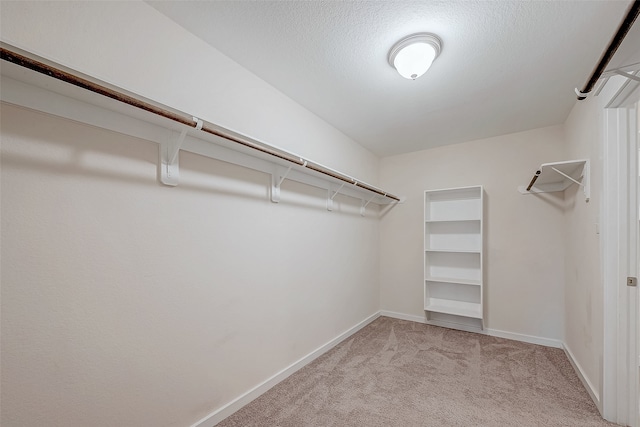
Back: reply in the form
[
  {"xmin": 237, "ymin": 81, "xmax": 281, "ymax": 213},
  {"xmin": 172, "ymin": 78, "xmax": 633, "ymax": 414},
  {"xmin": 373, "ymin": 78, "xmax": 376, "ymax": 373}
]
[
  {"xmin": 518, "ymin": 159, "xmax": 590, "ymax": 202},
  {"xmin": 424, "ymin": 186, "xmax": 484, "ymax": 330}
]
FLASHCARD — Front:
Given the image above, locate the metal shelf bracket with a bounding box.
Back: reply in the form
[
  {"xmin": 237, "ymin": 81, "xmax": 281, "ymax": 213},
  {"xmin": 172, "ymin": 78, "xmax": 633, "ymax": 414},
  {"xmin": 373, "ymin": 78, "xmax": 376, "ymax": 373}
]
[
  {"xmin": 159, "ymin": 129, "xmax": 187, "ymax": 186},
  {"xmin": 327, "ymin": 182, "xmax": 346, "ymax": 211},
  {"xmin": 518, "ymin": 159, "xmax": 590, "ymax": 202},
  {"xmin": 360, "ymin": 194, "xmax": 376, "ymax": 217},
  {"xmin": 159, "ymin": 117, "xmax": 202, "ymax": 186},
  {"xmin": 271, "ymin": 164, "xmax": 294, "ymax": 203}
]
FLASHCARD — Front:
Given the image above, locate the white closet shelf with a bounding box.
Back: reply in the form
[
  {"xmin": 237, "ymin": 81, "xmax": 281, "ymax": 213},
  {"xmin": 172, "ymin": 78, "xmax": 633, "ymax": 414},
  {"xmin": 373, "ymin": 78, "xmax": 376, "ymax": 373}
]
[
  {"xmin": 425, "ymin": 249, "xmax": 481, "ymax": 254},
  {"xmin": 425, "ymin": 277, "xmax": 482, "ymax": 286},
  {"xmin": 0, "ymin": 43, "xmax": 403, "ymax": 214},
  {"xmin": 518, "ymin": 159, "xmax": 590, "ymax": 202},
  {"xmin": 424, "ymin": 185, "xmax": 484, "ymax": 330},
  {"xmin": 425, "ymin": 299, "xmax": 483, "ymax": 319},
  {"xmin": 425, "ymin": 219, "xmax": 481, "ymax": 223}
]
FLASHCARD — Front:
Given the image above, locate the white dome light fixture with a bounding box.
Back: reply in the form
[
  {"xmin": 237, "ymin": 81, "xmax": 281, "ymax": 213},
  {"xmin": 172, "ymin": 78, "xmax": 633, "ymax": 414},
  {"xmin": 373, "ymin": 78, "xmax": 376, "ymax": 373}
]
[{"xmin": 388, "ymin": 33, "xmax": 442, "ymax": 80}]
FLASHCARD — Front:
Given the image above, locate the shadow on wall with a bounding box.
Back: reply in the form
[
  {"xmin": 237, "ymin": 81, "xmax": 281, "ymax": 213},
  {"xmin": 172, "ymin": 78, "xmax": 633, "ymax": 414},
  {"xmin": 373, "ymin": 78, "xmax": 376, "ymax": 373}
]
[
  {"xmin": 563, "ymin": 183, "xmax": 580, "ymax": 211},
  {"xmin": 1, "ymin": 106, "xmax": 377, "ymax": 218},
  {"xmin": 525, "ymin": 191, "xmax": 566, "ymax": 212},
  {"xmin": 482, "ymin": 187, "xmax": 564, "ymax": 329}
]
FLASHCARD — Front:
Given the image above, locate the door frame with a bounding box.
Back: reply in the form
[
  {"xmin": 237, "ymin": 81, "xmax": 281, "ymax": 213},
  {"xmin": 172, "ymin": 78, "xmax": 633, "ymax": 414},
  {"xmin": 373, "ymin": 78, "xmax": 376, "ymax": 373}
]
[{"xmin": 602, "ymin": 93, "xmax": 638, "ymax": 425}]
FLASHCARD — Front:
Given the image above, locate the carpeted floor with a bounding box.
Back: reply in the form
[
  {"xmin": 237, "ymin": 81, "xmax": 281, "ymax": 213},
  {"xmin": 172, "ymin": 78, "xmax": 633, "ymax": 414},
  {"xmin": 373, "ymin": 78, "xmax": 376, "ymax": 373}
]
[{"xmin": 217, "ymin": 317, "xmax": 617, "ymax": 426}]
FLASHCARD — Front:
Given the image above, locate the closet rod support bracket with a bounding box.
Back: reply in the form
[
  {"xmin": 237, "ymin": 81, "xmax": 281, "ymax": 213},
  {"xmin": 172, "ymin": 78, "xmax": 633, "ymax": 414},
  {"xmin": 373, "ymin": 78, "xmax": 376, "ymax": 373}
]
[
  {"xmin": 160, "ymin": 128, "xmax": 189, "ymax": 186},
  {"xmin": 271, "ymin": 165, "xmax": 294, "ymax": 203},
  {"xmin": 360, "ymin": 194, "xmax": 376, "ymax": 217},
  {"xmin": 613, "ymin": 70, "xmax": 640, "ymax": 83},
  {"xmin": 327, "ymin": 182, "xmax": 346, "ymax": 211},
  {"xmin": 550, "ymin": 167, "xmax": 584, "ymax": 187}
]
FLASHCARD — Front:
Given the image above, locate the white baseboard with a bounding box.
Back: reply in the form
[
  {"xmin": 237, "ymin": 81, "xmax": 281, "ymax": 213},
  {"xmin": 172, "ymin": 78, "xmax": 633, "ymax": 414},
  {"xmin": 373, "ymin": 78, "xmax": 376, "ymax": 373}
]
[
  {"xmin": 190, "ymin": 311, "xmax": 381, "ymax": 427},
  {"xmin": 379, "ymin": 310, "xmax": 427, "ymax": 324},
  {"xmin": 485, "ymin": 328, "xmax": 563, "ymax": 349},
  {"xmin": 380, "ymin": 310, "xmax": 483, "ymax": 334},
  {"xmin": 563, "ymin": 343, "xmax": 600, "ymax": 410},
  {"xmin": 379, "ymin": 310, "xmax": 563, "ymax": 348}
]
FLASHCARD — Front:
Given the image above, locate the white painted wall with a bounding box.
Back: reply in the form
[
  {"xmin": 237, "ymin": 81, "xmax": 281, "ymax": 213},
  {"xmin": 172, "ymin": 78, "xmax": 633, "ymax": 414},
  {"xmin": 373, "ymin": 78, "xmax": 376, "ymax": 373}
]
[
  {"xmin": 0, "ymin": 1, "xmax": 378, "ymax": 183},
  {"xmin": 378, "ymin": 76, "xmax": 631, "ymax": 414},
  {"xmin": 0, "ymin": 2, "xmax": 381, "ymax": 427},
  {"xmin": 1, "ymin": 104, "xmax": 380, "ymax": 427},
  {"xmin": 562, "ymin": 93, "xmax": 605, "ymax": 406},
  {"xmin": 561, "ymin": 75, "xmax": 632, "ymax": 412},
  {"xmin": 379, "ymin": 126, "xmax": 567, "ymax": 341}
]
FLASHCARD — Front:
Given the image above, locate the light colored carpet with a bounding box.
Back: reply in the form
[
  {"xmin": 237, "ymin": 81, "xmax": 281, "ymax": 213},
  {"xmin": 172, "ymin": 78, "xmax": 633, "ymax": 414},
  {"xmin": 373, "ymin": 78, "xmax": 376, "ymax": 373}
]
[{"xmin": 217, "ymin": 317, "xmax": 617, "ymax": 426}]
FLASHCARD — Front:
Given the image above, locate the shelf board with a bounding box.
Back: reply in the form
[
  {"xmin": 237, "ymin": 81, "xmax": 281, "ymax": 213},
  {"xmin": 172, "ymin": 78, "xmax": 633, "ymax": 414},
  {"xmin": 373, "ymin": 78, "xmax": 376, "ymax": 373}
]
[
  {"xmin": 425, "ymin": 249, "xmax": 481, "ymax": 254},
  {"xmin": 425, "ymin": 298, "xmax": 482, "ymax": 319},
  {"xmin": 425, "ymin": 219, "xmax": 481, "ymax": 223},
  {"xmin": 424, "ymin": 185, "xmax": 482, "ymax": 198},
  {"xmin": 425, "ymin": 277, "xmax": 481, "ymax": 286}
]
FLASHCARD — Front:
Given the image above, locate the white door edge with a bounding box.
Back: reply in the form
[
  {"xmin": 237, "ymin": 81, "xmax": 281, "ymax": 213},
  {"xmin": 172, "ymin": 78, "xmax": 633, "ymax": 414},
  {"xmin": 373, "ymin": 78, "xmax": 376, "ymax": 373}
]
[{"xmin": 602, "ymin": 102, "xmax": 639, "ymax": 426}]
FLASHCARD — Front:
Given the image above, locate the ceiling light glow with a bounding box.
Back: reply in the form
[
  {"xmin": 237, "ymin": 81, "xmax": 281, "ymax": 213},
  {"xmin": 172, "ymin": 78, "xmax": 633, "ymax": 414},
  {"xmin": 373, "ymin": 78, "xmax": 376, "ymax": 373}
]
[{"xmin": 388, "ymin": 33, "xmax": 442, "ymax": 80}]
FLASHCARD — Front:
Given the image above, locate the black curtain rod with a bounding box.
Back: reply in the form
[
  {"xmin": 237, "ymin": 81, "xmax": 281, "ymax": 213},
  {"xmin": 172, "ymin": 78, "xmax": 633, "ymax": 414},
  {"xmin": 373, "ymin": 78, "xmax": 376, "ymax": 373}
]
[
  {"xmin": 577, "ymin": 0, "xmax": 640, "ymax": 100},
  {"xmin": 526, "ymin": 170, "xmax": 541, "ymax": 192}
]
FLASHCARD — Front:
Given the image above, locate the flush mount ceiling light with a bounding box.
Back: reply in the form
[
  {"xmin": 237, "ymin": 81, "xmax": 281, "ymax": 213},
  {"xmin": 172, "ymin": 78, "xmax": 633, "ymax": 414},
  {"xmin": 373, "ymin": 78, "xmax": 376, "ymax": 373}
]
[{"xmin": 388, "ymin": 33, "xmax": 442, "ymax": 80}]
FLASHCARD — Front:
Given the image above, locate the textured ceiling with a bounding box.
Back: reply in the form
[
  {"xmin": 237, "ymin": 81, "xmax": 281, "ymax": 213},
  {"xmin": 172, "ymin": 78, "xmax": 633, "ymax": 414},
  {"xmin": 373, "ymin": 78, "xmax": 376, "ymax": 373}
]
[{"xmin": 149, "ymin": 1, "xmax": 633, "ymax": 157}]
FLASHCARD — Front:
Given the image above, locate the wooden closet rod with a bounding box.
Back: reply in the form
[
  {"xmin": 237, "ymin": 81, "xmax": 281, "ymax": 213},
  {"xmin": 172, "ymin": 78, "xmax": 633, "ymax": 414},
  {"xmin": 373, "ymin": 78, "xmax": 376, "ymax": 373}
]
[
  {"xmin": 0, "ymin": 45, "xmax": 400, "ymax": 202},
  {"xmin": 576, "ymin": 0, "xmax": 640, "ymax": 100}
]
